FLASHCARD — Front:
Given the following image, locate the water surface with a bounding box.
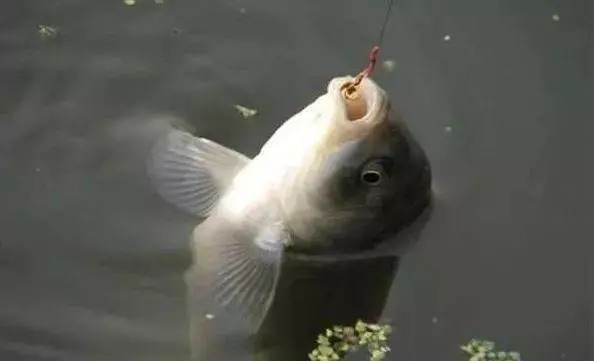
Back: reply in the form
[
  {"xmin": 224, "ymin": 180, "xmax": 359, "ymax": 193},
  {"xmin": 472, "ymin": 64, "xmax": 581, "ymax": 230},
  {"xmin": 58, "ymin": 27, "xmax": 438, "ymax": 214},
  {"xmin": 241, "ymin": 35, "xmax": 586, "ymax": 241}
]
[{"xmin": 0, "ymin": 1, "xmax": 591, "ymax": 360}]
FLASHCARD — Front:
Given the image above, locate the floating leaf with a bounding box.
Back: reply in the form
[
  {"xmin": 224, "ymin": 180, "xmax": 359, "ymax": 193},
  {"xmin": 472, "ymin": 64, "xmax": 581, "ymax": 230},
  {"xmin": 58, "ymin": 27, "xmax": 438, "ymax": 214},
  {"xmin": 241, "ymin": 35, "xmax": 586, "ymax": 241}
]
[
  {"xmin": 310, "ymin": 320, "xmax": 392, "ymax": 361},
  {"xmin": 368, "ymin": 324, "xmax": 381, "ymax": 331},
  {"xmin": 461, "ymin": 339, "xmax": 522, "ymax": 361},
  {"xmin": 355, "ymin": 320, "xmax": 367, "ymax": 333},
  {"xmin": 234, "ymin": 104, "xmax": 258, "ymax": 118},
  {"xmin": 509, "ymin": 352, "xmax": 521, "ymax": 361},
  {"xmin": 37, "ymin": 25, "xmax": 58, "ymax": 39},
  {"xmin": 317, "ymin": 335, "xmax": 330, "ymax": 346}
]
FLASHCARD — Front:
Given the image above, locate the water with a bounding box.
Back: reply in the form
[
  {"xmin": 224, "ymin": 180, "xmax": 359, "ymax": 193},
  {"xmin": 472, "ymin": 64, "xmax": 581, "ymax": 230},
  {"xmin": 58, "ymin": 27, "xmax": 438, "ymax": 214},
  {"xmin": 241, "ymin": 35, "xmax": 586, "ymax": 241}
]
[{"xmin": 0, "ymin": 0, "xmax": 591, "ymax": 361}]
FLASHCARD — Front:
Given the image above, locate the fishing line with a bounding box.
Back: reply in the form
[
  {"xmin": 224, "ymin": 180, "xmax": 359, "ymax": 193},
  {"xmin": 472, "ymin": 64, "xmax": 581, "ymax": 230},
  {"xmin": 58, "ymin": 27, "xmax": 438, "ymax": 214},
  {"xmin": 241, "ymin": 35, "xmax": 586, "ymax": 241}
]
[
  {"xmin": 341, "ymin": 0, "xmax": 397, "ymax": 97},
  {"xmin": 376, "ymin": 0, "xmax": 396, "ymax": 49}
]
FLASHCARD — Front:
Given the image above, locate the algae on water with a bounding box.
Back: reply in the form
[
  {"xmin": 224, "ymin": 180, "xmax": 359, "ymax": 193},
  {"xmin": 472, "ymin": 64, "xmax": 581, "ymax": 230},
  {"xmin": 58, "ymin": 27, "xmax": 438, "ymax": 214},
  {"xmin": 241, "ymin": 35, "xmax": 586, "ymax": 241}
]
[
  {"xmin": 461, "ymin": 339, "xmax": 522, "ymax": 361},
  {"xmin": 310, "ymin": 321, "xmax": 522, "ymax": 361},
  {"xmin": 309, "ymin": 320, "xmax": 392, "ymax": 361}
]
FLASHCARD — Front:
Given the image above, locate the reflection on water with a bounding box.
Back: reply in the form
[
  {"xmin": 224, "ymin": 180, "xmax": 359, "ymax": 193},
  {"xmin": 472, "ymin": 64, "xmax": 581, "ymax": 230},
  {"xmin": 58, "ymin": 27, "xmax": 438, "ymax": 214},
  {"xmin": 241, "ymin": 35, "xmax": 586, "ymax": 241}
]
[
  {"xmin": 253, "ymin": 253, "xmax": 399, "ymax": 361},
  {"xmin": 185, "ymin": 198, "xmax": 432, "ymax": 361},
  {"xmin": 186, "ymin": 250, "xmax": 400, "ymax": 361}
]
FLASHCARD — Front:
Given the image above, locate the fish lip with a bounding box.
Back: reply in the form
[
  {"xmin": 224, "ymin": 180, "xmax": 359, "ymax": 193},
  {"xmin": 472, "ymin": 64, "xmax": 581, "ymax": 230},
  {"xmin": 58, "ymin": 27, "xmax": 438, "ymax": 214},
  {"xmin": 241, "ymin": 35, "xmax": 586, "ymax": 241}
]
[{"xmin": 327, "ymin": 76, "xmax": 387, "ymax": 124}]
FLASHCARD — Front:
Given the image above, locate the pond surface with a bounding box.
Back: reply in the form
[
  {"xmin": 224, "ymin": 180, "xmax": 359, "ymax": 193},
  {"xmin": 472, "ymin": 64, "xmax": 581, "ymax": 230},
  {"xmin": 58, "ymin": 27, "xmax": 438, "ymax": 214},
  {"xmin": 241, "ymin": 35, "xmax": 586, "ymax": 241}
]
[{"xmin": 0, "ymin": 1, "xmax": 591, "ymax": 361}]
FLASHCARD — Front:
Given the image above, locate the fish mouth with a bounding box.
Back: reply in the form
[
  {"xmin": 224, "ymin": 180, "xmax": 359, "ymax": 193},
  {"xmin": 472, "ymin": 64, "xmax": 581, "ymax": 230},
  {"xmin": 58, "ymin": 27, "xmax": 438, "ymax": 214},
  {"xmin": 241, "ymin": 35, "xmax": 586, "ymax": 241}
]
[{"xmin": 327, "ymin": 76, "xmax": 388, "ymax": 125}]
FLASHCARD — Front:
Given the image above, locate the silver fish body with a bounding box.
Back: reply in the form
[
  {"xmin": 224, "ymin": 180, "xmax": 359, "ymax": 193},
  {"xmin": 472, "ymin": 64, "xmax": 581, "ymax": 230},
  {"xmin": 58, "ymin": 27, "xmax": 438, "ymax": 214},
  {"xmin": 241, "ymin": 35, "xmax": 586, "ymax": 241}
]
[{"xmin": 147, "ymin": 75, "xmax": 432, "ymax": 358}]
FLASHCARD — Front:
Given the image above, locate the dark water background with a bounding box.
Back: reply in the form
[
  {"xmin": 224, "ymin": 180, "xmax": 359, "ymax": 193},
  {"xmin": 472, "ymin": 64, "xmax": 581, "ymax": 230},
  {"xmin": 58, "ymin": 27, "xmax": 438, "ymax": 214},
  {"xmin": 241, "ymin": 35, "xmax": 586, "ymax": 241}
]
[{"xmin": 0, "ymin": 0, "xmax": 592, "ymax": 360}]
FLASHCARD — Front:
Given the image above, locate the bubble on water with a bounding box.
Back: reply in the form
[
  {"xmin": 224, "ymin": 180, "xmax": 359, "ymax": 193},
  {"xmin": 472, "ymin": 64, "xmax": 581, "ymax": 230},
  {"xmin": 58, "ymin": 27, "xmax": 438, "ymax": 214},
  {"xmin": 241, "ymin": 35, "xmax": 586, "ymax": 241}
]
[{"xmin": 382, "ymin": 60, "xmax": 396, "ymax": 73}]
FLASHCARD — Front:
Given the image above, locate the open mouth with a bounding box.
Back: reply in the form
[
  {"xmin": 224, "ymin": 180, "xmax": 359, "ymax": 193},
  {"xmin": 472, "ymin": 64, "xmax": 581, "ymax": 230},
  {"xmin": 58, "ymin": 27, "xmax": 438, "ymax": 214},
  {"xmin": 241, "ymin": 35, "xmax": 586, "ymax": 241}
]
[
  {"xmin": 341, "ymin": 84, "xmax": 369, "ymax": 121},
  {"xmin": 331, "ymin": 77, "xmax": 381, "ymax": 124}
]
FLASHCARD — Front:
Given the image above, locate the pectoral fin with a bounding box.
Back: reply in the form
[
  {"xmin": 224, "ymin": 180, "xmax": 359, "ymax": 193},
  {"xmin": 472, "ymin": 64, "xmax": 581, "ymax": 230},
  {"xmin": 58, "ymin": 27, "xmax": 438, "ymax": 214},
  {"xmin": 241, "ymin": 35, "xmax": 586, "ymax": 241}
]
[
  {"xmin": 186, "ymin": 219, "xmax": 286, "ymax": 355},
  {"xmin": 147, "ymin": 129, "xmax": 250, "ymax": 217}
]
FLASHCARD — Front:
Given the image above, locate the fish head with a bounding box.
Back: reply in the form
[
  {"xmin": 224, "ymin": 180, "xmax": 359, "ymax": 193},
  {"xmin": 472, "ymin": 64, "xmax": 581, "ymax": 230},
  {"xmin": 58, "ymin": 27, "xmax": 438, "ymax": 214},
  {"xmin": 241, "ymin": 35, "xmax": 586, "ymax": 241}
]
[{"xmin": 283, "ymin": 76, "xmax": 432, "ymax": 254}]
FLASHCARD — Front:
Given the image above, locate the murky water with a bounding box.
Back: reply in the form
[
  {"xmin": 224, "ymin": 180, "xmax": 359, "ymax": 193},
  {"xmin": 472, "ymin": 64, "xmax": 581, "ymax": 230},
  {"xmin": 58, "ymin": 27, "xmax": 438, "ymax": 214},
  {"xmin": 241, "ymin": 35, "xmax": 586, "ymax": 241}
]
[{"xmin": 0, "ymin": 1, "xmax": 591, "ymax": 361}]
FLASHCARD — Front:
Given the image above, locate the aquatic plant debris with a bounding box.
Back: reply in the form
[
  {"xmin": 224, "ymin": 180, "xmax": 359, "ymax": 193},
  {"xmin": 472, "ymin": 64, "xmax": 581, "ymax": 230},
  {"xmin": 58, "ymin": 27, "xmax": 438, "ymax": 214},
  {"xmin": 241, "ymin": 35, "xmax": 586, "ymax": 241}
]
[
  {"xmin": 309, "ymin": 320, "xmax": 392, "ymax": 361},
  {"xmin": 123, "ymin": 0, "xmax": 166, "ymax": 5},
  {"xmin": 234, "ymin": 104, "xmax": 258, "ymax": 118},
  {"xmin": 461, "ymin": 339, "xmax": 522, "ymax": 361},
  {"xmin": 310, "ymin": 323, "xmax": 523, "ymax": 361},
  {"xmin": 37, "ymin": 25, "xmax": 58, "ymax": 39}
]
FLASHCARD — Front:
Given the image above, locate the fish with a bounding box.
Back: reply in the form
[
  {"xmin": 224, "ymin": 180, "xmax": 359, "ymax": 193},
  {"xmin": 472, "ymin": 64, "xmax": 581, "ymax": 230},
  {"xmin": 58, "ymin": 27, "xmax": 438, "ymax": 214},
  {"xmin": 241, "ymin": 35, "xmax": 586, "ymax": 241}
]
[{"xmin": 146, "ymin": 75, "xmax": 432, "ymax": 355}]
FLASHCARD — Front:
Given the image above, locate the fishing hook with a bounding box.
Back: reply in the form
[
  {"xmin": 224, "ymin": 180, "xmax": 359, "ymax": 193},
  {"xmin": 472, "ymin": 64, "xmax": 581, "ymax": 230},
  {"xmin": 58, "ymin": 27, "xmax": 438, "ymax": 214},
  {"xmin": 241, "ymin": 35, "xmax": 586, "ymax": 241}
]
[
  {"xmin": 341, "ymin": 46, "xmax": 381, "ymax": 99},
  {"xmin": 340, "ymin": 0, "xmax": 396, "ymax": 99}
]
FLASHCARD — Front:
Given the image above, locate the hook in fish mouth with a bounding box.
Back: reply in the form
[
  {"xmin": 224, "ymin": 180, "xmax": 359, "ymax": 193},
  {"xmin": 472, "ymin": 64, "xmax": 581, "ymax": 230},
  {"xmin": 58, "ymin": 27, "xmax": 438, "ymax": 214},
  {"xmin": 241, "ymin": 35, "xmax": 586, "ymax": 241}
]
[
  {"xmin": 340, "ymin": 46, "xmax": 381, "ymax": 96},
  {"xmin": 328, "ymin": 76, "xmax": 386, "ymax": 125},
  {"xmin": 337, "ymin": 45, "xmax": 382, "ymax": 122}
]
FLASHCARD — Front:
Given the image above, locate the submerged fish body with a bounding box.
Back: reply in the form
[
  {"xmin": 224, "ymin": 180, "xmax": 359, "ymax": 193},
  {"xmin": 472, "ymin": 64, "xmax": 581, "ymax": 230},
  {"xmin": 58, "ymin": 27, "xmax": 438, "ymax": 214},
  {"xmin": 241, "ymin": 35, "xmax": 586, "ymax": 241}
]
[{"xmin": 147, "ymin": 75, "xmax": 431, "ymax": 353}]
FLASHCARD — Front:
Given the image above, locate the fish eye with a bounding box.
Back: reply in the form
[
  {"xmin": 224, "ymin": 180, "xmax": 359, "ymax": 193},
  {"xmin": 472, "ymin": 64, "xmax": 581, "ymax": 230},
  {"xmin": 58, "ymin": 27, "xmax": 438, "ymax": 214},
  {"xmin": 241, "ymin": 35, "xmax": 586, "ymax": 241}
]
[
  {"xmin": 360, "ymin": 158, "xmax": 390, "ymax": 186},
  {"xmin": 361, "ymin": 170, "xmax": 382, "ymax": 185}
]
